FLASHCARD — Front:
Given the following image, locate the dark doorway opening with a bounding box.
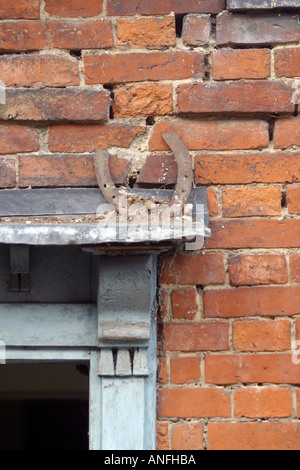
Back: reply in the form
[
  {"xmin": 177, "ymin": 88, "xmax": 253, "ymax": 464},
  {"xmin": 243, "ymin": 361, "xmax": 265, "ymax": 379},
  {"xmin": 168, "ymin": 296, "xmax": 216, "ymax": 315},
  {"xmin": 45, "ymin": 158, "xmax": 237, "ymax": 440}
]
[{"xmin": 0, "ymin": 363, "xmax": 89, "ymax": 450}]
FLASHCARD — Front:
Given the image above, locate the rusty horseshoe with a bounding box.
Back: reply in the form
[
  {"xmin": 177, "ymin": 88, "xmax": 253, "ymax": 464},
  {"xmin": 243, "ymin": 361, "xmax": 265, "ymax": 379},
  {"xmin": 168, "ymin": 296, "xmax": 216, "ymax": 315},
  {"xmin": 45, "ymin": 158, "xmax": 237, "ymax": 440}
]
[{"xmin": 94, "ymin": 132, "xmax": 193, "ymax": 213}]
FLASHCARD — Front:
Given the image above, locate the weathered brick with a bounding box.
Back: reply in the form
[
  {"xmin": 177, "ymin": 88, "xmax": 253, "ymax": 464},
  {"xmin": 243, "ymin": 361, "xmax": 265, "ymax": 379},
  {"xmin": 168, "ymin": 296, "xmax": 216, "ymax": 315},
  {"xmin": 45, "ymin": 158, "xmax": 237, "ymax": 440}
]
[
  {"xmin": 204, "ymin": 286, "xmax": 300, "ymax": 318},
  {"xmin": 290, "ymin": 253, "xmax": 300, "ymax": 283},
  {"xmin": 44, "ymin": 0, "xmax": 103, "ymax": 17},
  {"xmin": 149, "ymin": 120, "xmax": 269, "ymax": 152},
  {"xmin": 206, "ymin": 354, "xmax": 300, "ymax": 384},
  {"xmin": 170, "ymin": 357, "xmax": 201, "ymax": 384},
  {"xmin": 48, "ymin": 124, "xmax": 145, "ymax": 152},
  {"xmin": 137, "ymin": 155, "xmax": 178, "ymax": 187},
  {"xmin": 163, "ymin": 323, "xmax": 229, "ymax": 352},
  {"xmin": 158, "ymin": 388, "xmax": 231, "ymax": 418},
  {"xmin": 117, "ymin": 17, "xmax": 175, "ymax": 49},
  {"xmin": 49, "ymin": 19, "xmax": 113, "ymax": 50},
  {"xmin": 0, "ymin": 21, "xmax": 49, "ymax": 52},
  {"xmin": 182, "ymin": 14, "xmax": 211, "ymax": 46},
  {"xmin": 0, "ymin": 89, "xmax": 110, "ymax": 122},
  {"xmin": 171, "ymin": 288, "xmax": 197, "ymax": 320},
  {"xmin": 158, "ymin": 357, "xmax": 168, "ymax": 385},
  {"xmin": 0, "ymin": 158, "xmax": 16, "ymax": 188},
  {"xmin": 0, "ymin": 55, "xmax": 79, "ymax": 87},
  {"xmin": 161, "ymin": 253, "xmax": 226, "ymax": 285},
  {"xmin": 287, "ymin": 187, "xmax": 300, "ymax": 215},
  {"xmin": 171, "ymin": 424, "xmax": 203, "ymax": 451},
  {"xmin": 217, "ymin": 13, "xmax": 300, "ymax": 46},
  {"xmin": 222, "ymin": 186, "xmax": 282, "ymax": 217},
  {"xmin": 233, "ymin": 320, "xmax": 291, "ymax": 351},
  {"xmin": 196, "ymin": 152, "xmax": 300, "ymax": 185},
  {"xmin": 275, "ymin": 48, "xmax": 300, "ymax": 78},
  {"xmin": 229, "ymin": 255, "xmax": 288, "ymax": 286},
  {"xmin": 156, "ymin": 422, "xmax": 169, "ymax": 451},
  {"xmin": 177, "ymin": 81, "xmax": 294, "ymax": 114},
  {"xmin": 212, "ymin": 49, "xmax": 270, "ymax": 80},
  {"xmin": 274, "ymin": 118, "xmax": 300, "ymax": 149},
  {"xmin": 113, "ymin": 84, "xmax": 173, "ymax": 118},
  {"xmin": 107, "ymin": 0, "xmax": 225, "ymax": 16},
  {"xmin": 0, "ymin": 0, "xmax": 40, "ymax": 19},
  {"xmin": 297, "ymin": 391, "xmax": 300, "ymax": 419},
  {"xmin": 208, "ymin": 423, "xmax": 300, "ymax": 450},
  {"xmin": 235, "ymin": 388, "xmax": 292, "ymax": 418},
  {"xmin": 0, "ymin": 126, "xmax": 39, "ymax": 154},
  {"xmin": 84, "ymin": 51, "xmax": 204, "ymax": 84},
  {"xmin": 207, "ymin": 187, "xmax": 219, "ymax": 217},
  {"xmin": 19, "ymin": 155, "xmax": 130, "ymax": 187},
  {"xmin": 204, "ymin": 219, "xmax": 300, "ymax": 249}
]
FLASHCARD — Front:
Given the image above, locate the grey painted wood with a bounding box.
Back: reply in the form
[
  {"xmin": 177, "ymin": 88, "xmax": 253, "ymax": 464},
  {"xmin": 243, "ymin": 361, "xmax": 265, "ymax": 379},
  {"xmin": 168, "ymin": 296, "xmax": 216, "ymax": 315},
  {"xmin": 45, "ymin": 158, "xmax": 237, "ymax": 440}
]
[
  {"xmin": 101, "ymin": 377, "xmax": 145, "ymax": 450},
  {"xmin": 0, "ymin": 188, "xmax": 208, "ymax": 217},
  {"xmin": 0, "ymin": 245, "xmax": 97, "ymax": 303},
  {"xmin": 98, "ymin": 349, "xmax": 114, "ymax": 376},
  {"xmin": 89, "ymin": 350, "xmax": 102, "ymax": 451},
  {"xmin": 116, "ymin": 349, "xmax": 131, "ymax": 376},
  {"xmin": 6, "ymin": 348, "xmax": 92, "ymax": 362},
  {"xmin": 98, "ymin": 255, "xmax": 154, "ymax": 347},
  {"xmin": 0, "ymin": 304, "xmax": 97, "ymax": 347}
]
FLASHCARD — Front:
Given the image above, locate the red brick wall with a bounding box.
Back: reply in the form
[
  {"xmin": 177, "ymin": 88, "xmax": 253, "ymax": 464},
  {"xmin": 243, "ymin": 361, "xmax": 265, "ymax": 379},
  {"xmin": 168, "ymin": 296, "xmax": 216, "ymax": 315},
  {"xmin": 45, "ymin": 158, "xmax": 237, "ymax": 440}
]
[{"xmin": 1, "ymin": 0, "xmax": 300, "ymax": 450}]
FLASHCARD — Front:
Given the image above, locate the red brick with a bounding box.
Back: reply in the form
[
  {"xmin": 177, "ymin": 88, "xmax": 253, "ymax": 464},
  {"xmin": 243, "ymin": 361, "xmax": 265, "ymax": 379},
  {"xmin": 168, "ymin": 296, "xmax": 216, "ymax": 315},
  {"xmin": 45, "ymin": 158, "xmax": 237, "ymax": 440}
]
[
  {"xmin": 207, "ymin": 187, "xmax": 219, "ymax": 217},
  {"xmin": 0, "ymin": 126, "xmax": 39, "ymax": 155},
  {"xmin": 84, "ymin": 51, "xmax": 204, "ymax": 85},
  {"xmin": 137, "ymin": 155, "xmax": 178, "ymax": 187},
  {"xmin": 49, "ymin": 20, "xmax": 113, "ymax": 50},
  {"xmin": 196, "ymin": 152, "xmax": 300, "ymax": 185},
  {"xmin": 170, "ymin": 357, "xmax": 201, "ymax": 384},
  {"xmin": 295, "ymin": 319, "xmax": 300, "ymax": 342},
  {"xmin": 19, "ymin": 155, "xmax": 130, "ymax": 188},
  {"xmin": 156, "ymin": 422, "xmax": 169, "ymax": 450},
  {"xmin": 0, "ymin": 158, "xmax": 16, "ymax": 188},
  {"xmin": 274, "ymin": 118, "xmax": 300, "ymax": 149},
  {"xmin": 171, "ymin": 288, "xmax": 197, "ymax": 320},
  {"xmin": 182, "ymin": 14, "xmax": 211, "ymax": 46},
  {"xmin": 0, "ymin": 21, "xmax": 49, "ymax": 52},
  {"xmin": 233, "ymin": 320, "xmax": 291, "ymax": 352},
  {"xmin": 48, "ymin": 124, "xmax": 145, "ymax": 153},
  {"xmin": 113, "ymin": 84, "xmax": 173, "ymax": 118},
  {"xmin": 0, "ymin": 55, "xmax": 79, "ymax": 87},
  {"xmin": 229, "ymin": 255, "xmax": 288, "ymax": 286},
  {"xmin": 163, "ymin": 323, "xmax": 229, "ymax": 352},
  {"xmin": 297, "ymin": 391, "xmax": 300, "ymax": 419},
  {"xmin": 204, "ymin": 219, "xmax": 300, "ymax": 249},
  {"xmin": 208, "ymin": 422, "xmax": 300, "ymax": 450},
  {"xmin": 290, "ymin": 253, "xmax": 300, "ymax": 283},
  {"xmin": 212, "ymin": 49, "xmax": 270, "ymax": 80},
  {"xmin": 158, "ymin": 358, "xmax": 168, "ymax": 385},
  {"xmin": 205, "ymin": 354, "xmax": 300, "ymax": 384},
  {"xmin": 107, "ymin": 0, "xmax": 225, "ymax": 16},
  {"xmin": 0, "ymin": 0, "xmax": 39, "ymax": 19},
  {"xmin": 117, "ymin": 17, "xmax": 175, "ymax": 49},
  {"xmin": 287, "ymin": 187, "xmax": 300, "ymax": 215},
  {"xmin": 222, "ymin": 186, "xmax": 281, "ymax": 218},
  {"xmin": 177, "ymin": 81, "xmax": 294, "ymax": 114},
  {"xmin": 275, "ymin": 48, "xmax": 300, "ymax": 78},
  {"xmin": 171, "ymin": 423, "xmax": 203, "ymax": 451},
  {"xmin": 158, "ymin": 288, "xmax": 169, "ymax": 319},
  {"xmin": 235, "ymin": 388, "xmax": 292, "ymax": 418},
  {"xmin": 44, "ymin": 0, "xmax": 103, "ymax": 17},
  {"xmin": 158, "ymin": 388, "xmax": 231, "ymax": 418},
  {"xmin": 204, "ymin": 286, "xmax": 300, "ymax": 318},
  {"xmin": 217, "ymin": 13, "xmax": 300, "ymax": 46},
  {"xmin": 149, "ymin": 120, "xmax": 268, "ymax": 152},
  {"xmin": 0, "ymin": 89, "xmax": 110, "ymax": 122},
  {"xmin": 161, "ymin": 253, "xmax": 226, "ymax": 285}
]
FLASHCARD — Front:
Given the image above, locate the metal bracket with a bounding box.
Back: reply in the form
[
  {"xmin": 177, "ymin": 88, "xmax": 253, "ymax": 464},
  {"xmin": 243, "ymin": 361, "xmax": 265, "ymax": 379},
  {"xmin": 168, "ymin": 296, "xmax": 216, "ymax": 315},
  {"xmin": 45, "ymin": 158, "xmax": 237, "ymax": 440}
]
[
  {"xmin": 94, "ymin": 132, "xmax": 193, "ymax": 213},
  {"xmin": 10, "ymin": 245, "xmax": 30, "ymax": 292}
]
